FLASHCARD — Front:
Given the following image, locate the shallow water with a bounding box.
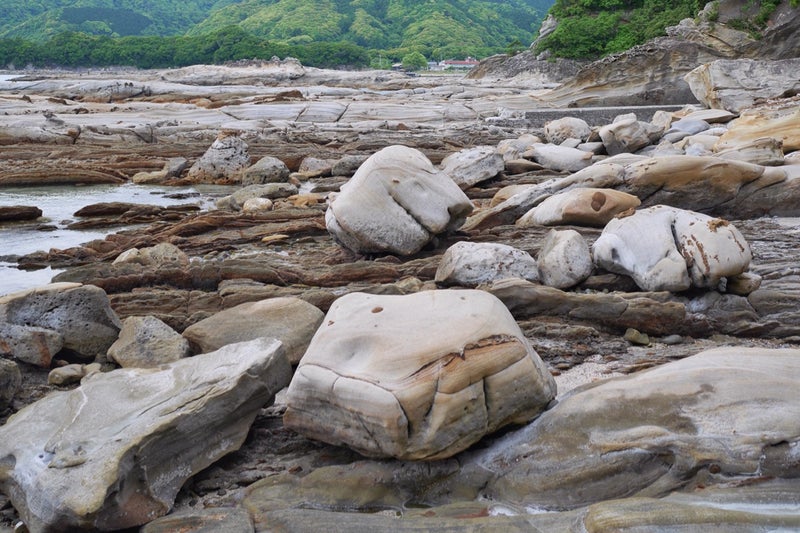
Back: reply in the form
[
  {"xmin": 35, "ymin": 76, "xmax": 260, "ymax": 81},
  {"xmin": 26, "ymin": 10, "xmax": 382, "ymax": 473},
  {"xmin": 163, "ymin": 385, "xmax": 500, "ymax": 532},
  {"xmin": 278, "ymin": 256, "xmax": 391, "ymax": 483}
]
[{"xmin": 0, "ymin": 183, "xmax": 223, "ymax": 296}]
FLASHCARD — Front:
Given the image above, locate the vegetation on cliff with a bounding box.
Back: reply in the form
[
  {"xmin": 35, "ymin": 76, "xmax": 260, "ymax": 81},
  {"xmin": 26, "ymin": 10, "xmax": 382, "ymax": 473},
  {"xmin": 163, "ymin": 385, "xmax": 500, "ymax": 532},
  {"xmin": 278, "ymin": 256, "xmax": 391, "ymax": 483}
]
[
  {"xmin": 534, "ymin": 0, "xmax": 702, "ymax": 59},
  {"xmin": 536, "ymin": 0, "xmax": 800, "ymax": 60}
]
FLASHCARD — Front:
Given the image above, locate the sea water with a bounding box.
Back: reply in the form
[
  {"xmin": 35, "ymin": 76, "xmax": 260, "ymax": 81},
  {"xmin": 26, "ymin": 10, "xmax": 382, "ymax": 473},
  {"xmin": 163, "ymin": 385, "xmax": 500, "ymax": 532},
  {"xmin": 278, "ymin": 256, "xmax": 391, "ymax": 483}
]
[{"xmin": 0, "ymin": 182, "xmax": 223, "ymax": 296}]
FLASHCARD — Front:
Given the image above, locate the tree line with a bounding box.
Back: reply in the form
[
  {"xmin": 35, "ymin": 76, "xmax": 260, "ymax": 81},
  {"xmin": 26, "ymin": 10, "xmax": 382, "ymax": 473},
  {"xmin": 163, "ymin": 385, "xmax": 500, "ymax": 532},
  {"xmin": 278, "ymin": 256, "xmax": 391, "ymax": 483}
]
[{"xmin": 0, "ymin": 26, "xmax": 372, "ymax": 70}]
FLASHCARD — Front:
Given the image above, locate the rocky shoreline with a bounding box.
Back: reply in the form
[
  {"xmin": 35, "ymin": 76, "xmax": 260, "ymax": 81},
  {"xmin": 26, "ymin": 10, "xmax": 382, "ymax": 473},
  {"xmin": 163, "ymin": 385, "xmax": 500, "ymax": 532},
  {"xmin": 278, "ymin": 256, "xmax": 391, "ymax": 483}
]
[{"xmin": 2, "ymin": 44, "xmax": 800, "ymax": 532}]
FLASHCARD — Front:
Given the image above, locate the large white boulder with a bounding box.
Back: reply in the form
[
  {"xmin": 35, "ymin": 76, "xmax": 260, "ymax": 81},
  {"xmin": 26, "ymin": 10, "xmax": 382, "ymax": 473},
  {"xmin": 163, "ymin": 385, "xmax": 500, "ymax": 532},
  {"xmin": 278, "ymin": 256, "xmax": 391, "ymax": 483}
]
[
  {"xmin": 592, "ymin": 205, "xmax": 752, "ymax": 292},
  {"xmin": 435, "ymin": 241, "xmax": 538, "ymax": 287},
  {"xmin": 325, "ymin": 146, "xmax": 473, "ymax": 255},
  {"xmin": 0, "ymin": 338, "xmax": 292, "ymax": 532},
  {"xmin": 283, "ymin": 290, "xmax": 556, "ymax": 461}
]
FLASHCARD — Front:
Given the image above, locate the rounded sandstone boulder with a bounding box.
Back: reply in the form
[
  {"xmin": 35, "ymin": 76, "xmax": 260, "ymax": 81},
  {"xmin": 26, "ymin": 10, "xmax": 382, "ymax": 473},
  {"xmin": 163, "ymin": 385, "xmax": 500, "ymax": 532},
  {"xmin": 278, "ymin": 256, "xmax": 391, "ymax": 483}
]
[
  {"xmin": 283, "ymin": 290, "xmax": 556, "ymax": 461},
  {"xmin": 537, "ymin": 229, "xmax": 593, "ymax": 289},
  {"xmin": 182, "ymin": 297, "xmax": 324, "ymax": 365},
  {"xmin": 241, "ymin": 156, "xmax": 290, "ymax": 185},
  {"xmin": 108, "ymin": 315, "xmax": 191, "ymax": 368},
  {"xmin": 435, "ymin": 241, "xmax": 539, "ymax": 287},
  {"xmin": 325, "ymin": 145, "xmax": 474, "ymax": 256},
  {"xmin": 544, "ymin": 117, "xmax": 592, "ymax": 145}
]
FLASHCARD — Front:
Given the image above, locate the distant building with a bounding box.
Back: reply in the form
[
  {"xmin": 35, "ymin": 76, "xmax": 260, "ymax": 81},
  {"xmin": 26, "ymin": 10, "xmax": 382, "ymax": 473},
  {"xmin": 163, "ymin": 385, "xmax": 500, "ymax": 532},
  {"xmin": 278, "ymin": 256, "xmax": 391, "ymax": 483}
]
[{"xmin": 439, "ymin": 57, "xmax": 480, "ymax": 70}]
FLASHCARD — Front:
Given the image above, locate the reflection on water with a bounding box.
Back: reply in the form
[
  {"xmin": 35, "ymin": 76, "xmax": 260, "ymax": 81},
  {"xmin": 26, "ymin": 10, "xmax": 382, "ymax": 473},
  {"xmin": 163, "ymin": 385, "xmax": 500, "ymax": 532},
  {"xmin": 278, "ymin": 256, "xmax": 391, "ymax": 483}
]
[{"xmin": 0, "ymin": 182, "xmax": 227, "ymax": 296}]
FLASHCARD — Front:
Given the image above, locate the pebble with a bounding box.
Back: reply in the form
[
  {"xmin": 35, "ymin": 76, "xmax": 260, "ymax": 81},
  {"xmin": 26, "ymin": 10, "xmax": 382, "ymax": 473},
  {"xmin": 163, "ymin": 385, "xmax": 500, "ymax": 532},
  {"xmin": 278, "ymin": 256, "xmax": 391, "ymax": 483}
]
[
  {"xmin": 660, "ymin": 334, "xmax": 684, "ymax": 345},
  {"xmin": 624, "ymin": 328, "xmax": 651, "ymax": 346}
]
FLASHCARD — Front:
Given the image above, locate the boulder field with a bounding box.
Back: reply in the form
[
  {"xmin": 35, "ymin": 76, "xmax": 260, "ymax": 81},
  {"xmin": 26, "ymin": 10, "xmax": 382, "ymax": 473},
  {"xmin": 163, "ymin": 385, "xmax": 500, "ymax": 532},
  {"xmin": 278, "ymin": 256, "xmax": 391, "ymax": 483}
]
[{"xmin": 2, "ymin": 52, "xmax": 800, "ymax": 531}]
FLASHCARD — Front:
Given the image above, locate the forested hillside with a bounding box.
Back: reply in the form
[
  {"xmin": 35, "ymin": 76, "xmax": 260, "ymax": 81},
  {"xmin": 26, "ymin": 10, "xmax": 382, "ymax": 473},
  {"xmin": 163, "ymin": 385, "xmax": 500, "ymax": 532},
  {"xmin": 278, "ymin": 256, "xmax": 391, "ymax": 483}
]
[
  {"xmin": 186, "ymin": 0, "xmax": 552, "ymax": 59},
  {"xmin": 0, "ymin": 0, "xmax": 227, "ymax": 38},
  {"xmin": 0, "ymin": 0, "xmax": 552, "ymax": 61}
]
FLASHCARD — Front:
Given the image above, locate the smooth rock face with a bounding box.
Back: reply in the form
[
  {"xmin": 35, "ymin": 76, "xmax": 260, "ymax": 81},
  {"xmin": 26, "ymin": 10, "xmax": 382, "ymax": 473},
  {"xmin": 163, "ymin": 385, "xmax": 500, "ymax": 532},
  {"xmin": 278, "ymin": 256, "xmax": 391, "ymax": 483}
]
[
  {"xmin": 475, "ymin": 347, "xmax": 800, "ymax": 510},
  {"xmin": 186, "ymin": 131, "xmax": 250, "ymax": 183},
  {"xmin": 715, "ymin": 100, "xmax": 800, "ymax": 153},
  {"xmin": 107, "ymin": 315, "xmax": 191, "ymax": 368},
  {"xmin": 440, "ymin": 146, "xmax": 504, "ymax": 189},
  {"xmin": 536, "ymin": 229, "xmax": 593, "ymax": 289},
  {"xmin": 0, "ymin": 338, "xmax": 291, "ymax": 532},
  {"xmin": 241, "ymin": 156, "xmax": 290, "ymax": 185},
  {"xmin": 434, "ymin": 241, "xmax": 539, "ymax": 287},
  {"xmin": 0, "ymin": 357, "xmax": 21, "ymax": 408},
  {"xmin": 714, "ymin": 137, "xmax": 785, "ymax": 166},
  {"xmin": 325, "ymin": 146, "xmax": 473, "ymax": 255},
  {"xmin": 526, "ymin": 143, "xmax": 594, "ymax": 172},
  {"xmin": 182, "ymin": 297, "xmax": 324, "ymax": 365},
  {"xmin": 620, "ymin": 155, "xmax": 783, "ymax": 212},
  {"xmin": 283, "ymin": 290, "xmax": 556, "ymax": 460},
  {"xmin": 516, "ymin": 188, "xmax": 640, "ymax": 227},
  {"xmin": 593, "ymin": 205, "xmax": 752, "ymax": 292},
  {"xmin": 0, "ymin": 283, "xmax": 121, "ymax": 362},
  {"xmin": 685, "ymin": 58, "xmax": 800, "ymax": 113}
]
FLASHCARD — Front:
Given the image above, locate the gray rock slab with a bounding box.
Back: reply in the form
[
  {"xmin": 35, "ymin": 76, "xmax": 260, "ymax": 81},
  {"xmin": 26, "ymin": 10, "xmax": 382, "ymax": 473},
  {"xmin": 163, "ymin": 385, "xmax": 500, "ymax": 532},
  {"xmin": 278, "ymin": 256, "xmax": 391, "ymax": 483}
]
[{"xmin": 0, "ymin": 338, "xmax": 291, "ymax": 532}]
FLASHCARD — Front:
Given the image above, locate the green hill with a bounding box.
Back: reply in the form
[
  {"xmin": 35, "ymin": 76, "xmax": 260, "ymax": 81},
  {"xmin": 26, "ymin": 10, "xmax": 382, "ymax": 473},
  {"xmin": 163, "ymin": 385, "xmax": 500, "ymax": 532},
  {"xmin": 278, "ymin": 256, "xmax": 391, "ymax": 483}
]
[
  {"xmin": 0, "ymin": 1, "xmax": 228, "ymax": 39},
  {"xmin": 0, "ymin": 0, "xmax": 554, "ymax": 60}
]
